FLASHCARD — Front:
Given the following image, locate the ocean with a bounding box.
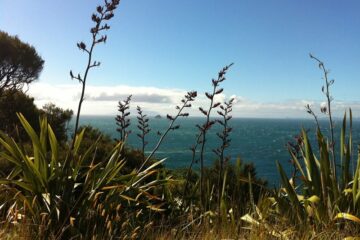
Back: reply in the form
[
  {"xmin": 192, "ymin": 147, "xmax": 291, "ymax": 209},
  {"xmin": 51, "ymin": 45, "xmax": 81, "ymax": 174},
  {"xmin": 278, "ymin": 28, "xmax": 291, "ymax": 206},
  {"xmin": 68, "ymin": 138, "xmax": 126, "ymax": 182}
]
[{"xmin": 70, "ymin": 116, "xmax": 360, "ymax": 185}]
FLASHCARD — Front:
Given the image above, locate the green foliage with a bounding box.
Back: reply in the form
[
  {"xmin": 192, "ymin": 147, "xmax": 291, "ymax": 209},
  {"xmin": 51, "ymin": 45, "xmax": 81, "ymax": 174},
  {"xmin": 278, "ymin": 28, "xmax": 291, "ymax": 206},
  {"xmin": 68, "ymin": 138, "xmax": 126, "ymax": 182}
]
[
  {"xmin": 239, "ymin": 57, "xmax": 360, "ymax": 239},
  {"xmin": 76, "ymin": 125, "xmax": 162, "ymax": 174},
  {"xmin": 0, "ymin": 31, "xmax": 44, "ymax": 93},
  {"xmin": 0, "ymin": 93, "xmax": 74, "ymax": 177},
  {"xmin": 203, "ymin": 158, "xmax": 267, "ymax": 217},
  {"xmin": 0, "ymin": 90, "xmax": 73, "ymax": 144},
  {"xmin": 76, "ymin": 124, "xmax": 114, "ymax": 164},
  {"xmin": 40, "ymin": 103, "xmax": 73, "ymax": 142},
  {"xmin": 0, "ymin": 89, "xmax": 39, "ymax": 140},
  {"xmin": 160, "ymin": 158, "xmax": 267, "ymax": 234},
  {"xmin": 272, "ymin": 110, "xmax": 360, "ymax": 230},
  {"xmin": 0, "ymin": 114, "xmax": 169, "ymax": 239}
]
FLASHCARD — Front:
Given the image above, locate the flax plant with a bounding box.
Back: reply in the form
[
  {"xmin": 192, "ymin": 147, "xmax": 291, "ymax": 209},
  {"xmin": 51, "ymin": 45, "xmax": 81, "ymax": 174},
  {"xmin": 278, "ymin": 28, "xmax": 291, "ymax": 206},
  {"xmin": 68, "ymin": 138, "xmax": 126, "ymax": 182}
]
[
  {"xmin": 138, "ymin": 91, "xmax": 197, "ymax": 172},
  {"xmin": 197, "ymin": 63, "xmax": 233, "ymax": 209},
  {"xmin": 214, "ymin": 97, "xmax": 234, "ymax": 220},
  {"xmin": 115, "ymin": 95, "xmax": 132, "ymax": 141},
  {"xmin": 182, "ymin": 131, "xmax": 203, "ymax": 205},
  {"xmin": 0, "ymin": 114, "xmax": 169, "ymax": 239},
  {"xmin": 136, "ymin": 105, "xmax": 151, "ymax": 162},
  {"xmin": 70, "ymin": 0, "xmax": 120, "ymax": 141},
  {"xmin": 286, "ymin": 132, "xmax": 304, "ymax": 187},
  {"xmin": 271, "ymin": 56, "xmax": 360, "ymax": 231},
  {"xmin": 310, "ymin": 53, "xmax": 336, "ymax": 177},
  {"xmin": 241, "ymin": 57, "xmax": 360, "ymax": 239},
  {"xmin": 305, "ymin": 104, "xmax": 320, "ymax": 130}
]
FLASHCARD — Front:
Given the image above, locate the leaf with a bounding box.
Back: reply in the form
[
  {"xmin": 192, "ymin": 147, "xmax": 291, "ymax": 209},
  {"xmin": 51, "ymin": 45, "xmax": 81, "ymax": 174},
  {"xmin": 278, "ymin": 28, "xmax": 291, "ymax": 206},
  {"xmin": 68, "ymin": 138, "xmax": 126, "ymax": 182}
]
[
  {"xmin": 0, "ymin": 180, "xmax": 33, "ymax": 192},
  {"xmin": 241, "ymin": 214, "xmax": 259, "ymax": 225},
  {"xmin": 120, "ymin": 194, "xmax": 135, "ymax": 201},
  {"xmin": 48, "ymin": 124, "xmax": 58, "ymax": 177},
  {"xmin": 302, "ymin": 129, "xmax": 321, "ymax": 195},
  {"xmin": 341, "ymin": 110, "xmax": 351, "ymax": 186},
  {"xmin": 288, "ymin": 146, "xmax": 306, "ymax": 178},
  {"xmin": 147, "ymin": 205, "xmax": 166, "ymax": 212},
  {"xmin": 306, "ymin": 195, "xmax": 320, "ymax": 204},
  {"xmin": 143, "ymin": 158, "xmax": 167, "ymax": 173},
  {"xmin": 276, "ymin": 160, "xmax": 306, "ymax": 223},
  {"xmin": 17, "ymin": 113, "xmax": 41, "ymax": 148},
  {"xmin": 353, "ymin": 150, "xmax": 360, "ymax": 207},
  {"xmin": 334, "ymin": 213, "xmax": 360, "ymax": 224},
  {"xmin": 102, "ymin": 185, "xmax": 126, "ymax": 191},
  {"xmin": 73, "ymin": 128, "xmax": 86, "ymax": 155}
]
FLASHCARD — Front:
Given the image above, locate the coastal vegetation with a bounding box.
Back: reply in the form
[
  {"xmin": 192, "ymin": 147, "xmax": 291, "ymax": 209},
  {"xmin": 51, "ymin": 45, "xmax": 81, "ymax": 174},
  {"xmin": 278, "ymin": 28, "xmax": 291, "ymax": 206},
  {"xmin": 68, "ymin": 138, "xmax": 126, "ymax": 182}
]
[{"xmin": 0, "ymin": 1, "xmax": 359, "ymax": 239}]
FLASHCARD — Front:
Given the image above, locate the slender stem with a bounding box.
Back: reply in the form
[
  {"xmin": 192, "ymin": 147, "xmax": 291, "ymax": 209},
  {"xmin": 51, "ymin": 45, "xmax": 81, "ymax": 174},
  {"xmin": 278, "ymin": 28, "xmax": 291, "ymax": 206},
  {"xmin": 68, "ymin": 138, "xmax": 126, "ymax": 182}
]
[
  {"xmin": 182, "ymin": 132, "xmax": 203, "ymax": 203},
  {"xmin": 138, "ymin": 98, "xmax": 190, "ymax": 172},
  {"xmin": 305, "ymin": 104, "xmax": 321, "ymax": 131},
  {"xmin": 215, "ymin": 100, "xmax": 233, "ymax": 222},
  {"xmin": 142, "ymin": 132, "xmax": 145, "ymax": 162},
  {"xmin": 325, "ymin": 72, "xmax": 336, "ymax": 177},
  {"xmin": 58, "ymin": 1, "xmax": 120, "ymax": 234},
  {"xmin": 217, "ymin": 115, "xmax": 227, "ymax": 219},
  {"xmin": 197, "ymin": 63, "xmax": 233, "ymax": 209},
  {"xmin": 72, "ymin": 41, "xmax": 95, "ymax": 145},
  {"xmin": 199, "ymin": 84, "xmax": 216, "ymax": 209},
  {"xmin": 310, "ymin": 55, "xmax": 337, "ymax": 178}
]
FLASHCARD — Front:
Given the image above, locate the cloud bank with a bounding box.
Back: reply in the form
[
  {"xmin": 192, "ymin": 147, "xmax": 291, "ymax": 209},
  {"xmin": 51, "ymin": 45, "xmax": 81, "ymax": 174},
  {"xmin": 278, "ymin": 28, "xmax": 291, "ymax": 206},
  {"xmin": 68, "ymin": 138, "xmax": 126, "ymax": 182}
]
[{"xmin": 28, "ymin": 82, "xmax": 360, "ymax": 118}]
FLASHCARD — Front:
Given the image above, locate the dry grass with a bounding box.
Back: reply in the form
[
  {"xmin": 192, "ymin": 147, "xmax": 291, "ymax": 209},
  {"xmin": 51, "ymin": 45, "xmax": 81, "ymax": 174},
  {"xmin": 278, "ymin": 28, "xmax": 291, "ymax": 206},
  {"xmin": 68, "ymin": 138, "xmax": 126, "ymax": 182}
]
[
  {"xmin": 149, "ymin": 221, "xmax": 359, "ymax": 240},
  {"xmin": 1, "ymin": 225, "xmax": 355, "ymax": 240}
]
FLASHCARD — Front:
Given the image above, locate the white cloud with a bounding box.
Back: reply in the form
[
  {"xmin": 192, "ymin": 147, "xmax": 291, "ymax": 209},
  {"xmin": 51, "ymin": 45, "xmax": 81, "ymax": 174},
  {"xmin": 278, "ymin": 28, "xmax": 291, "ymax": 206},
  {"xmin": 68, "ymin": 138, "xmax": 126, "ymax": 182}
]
[
  {"xmin": 28, "ymin": 82, "xmax": 360, "ymax": 118},
  {"xmin": 28, "ymin": 83, "xmax": 187, "ymax": 115}
]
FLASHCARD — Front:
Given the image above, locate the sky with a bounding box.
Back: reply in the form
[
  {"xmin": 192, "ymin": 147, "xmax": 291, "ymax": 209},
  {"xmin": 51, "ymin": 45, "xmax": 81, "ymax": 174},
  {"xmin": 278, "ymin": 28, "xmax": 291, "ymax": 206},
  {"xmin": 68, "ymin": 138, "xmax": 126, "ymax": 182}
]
[{"xmin": 1, "ymin": 0, "xmax": 360, "ymax": 118}]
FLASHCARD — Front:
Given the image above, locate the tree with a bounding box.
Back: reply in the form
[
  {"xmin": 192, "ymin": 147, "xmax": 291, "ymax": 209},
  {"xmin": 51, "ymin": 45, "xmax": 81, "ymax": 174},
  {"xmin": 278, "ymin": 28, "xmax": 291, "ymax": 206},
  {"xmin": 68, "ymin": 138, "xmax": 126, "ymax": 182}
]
[
  {"xmin": 0, "ymin": 90, "xmax": 73, "ymax": 142},
  {"xmin": 0, "ymin": 89, "xmax": 40, "ymax": 140},
  {"xmin": 0, "ymin": 31, "xmax": 44, "ymax": 94},
  {"xmin": 40, "ymin": 103, "xmax": 73, "ymax": 142}
]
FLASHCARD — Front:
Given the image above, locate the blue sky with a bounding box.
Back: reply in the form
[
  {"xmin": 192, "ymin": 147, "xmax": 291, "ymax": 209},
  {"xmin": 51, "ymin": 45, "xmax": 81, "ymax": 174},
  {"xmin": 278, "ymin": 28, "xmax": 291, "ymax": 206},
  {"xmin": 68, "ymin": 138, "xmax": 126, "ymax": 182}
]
[{"xmin": 1, "ymin": 0, "xmax": 360, "ymax": 117}]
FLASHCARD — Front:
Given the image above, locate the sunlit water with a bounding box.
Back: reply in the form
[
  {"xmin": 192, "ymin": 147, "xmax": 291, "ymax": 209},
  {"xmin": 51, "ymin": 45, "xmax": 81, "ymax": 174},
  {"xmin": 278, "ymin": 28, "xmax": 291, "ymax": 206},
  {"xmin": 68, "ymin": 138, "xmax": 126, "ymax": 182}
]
[{"xmin": 69, "ymin": 116, "xmax": 360, "ymax": 186}]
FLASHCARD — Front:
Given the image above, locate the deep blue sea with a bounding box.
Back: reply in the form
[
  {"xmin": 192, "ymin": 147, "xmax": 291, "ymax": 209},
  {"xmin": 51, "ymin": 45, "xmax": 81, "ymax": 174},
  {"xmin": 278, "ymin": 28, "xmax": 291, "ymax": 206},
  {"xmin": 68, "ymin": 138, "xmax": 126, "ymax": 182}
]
[{"xmin": 70, "ymin": 116, "xmax": 360, "ymax": 186}]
